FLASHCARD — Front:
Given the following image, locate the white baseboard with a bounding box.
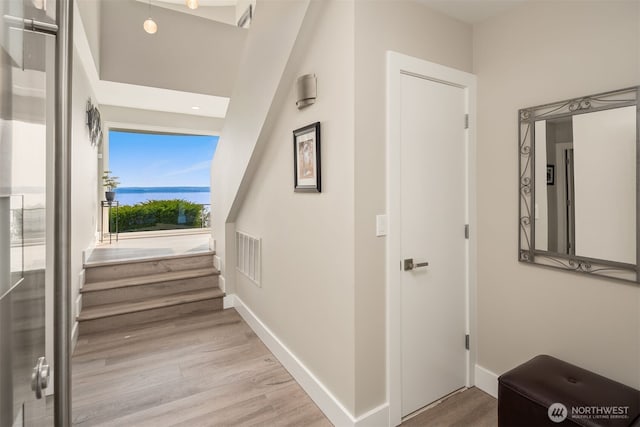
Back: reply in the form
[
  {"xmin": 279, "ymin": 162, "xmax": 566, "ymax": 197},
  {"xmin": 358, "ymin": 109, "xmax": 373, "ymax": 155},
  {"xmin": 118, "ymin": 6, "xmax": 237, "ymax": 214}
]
[
  {"xmin": 219, "ymin": 275, "xmax": 226, "ymax": 293},
  {"xmin": 222, "ymin": 294, "xmax": 235, "ymax": 309},
  {"xmin": 78, "ymin": 269, "xmax": 86, "ymax": 290},
  {"xmin": 75, "ymin": 293, "xmax": 82, "ymax": 321},
  {"xmin": 231, "ymin": 294, "xmax": 389, "ymax": 427},
  {"xmin": 71, "ymin": 321, "xmax": 79, "ymax": 353},
  {"xmin": 474, "ymin": 364, "xmax": 499, "ymax": 398},
  {"xmin": 213, "ymin": 255, "xmax": 221, "ymax": 271},
  {"xmin": 82, "ymin": 244, "xmax": 95, "ymax": 265},
  {"xmin": 354, "ymin": 403, "xmax": 389, "ymax": 427}
]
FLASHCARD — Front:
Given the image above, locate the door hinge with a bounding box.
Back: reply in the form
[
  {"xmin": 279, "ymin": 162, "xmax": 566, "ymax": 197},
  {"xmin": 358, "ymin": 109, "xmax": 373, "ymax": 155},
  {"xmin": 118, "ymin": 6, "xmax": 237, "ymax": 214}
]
[
  {"xmin": 464, "ymin": 114, "xmax": 469, "ymax": 129},
  {"xmin": 465, "ymin": 224, "xmax": 469, "ymax": 239},
  {"xmin": 465, "ymin": 334, "xmax": 470, "ymax": 350}
]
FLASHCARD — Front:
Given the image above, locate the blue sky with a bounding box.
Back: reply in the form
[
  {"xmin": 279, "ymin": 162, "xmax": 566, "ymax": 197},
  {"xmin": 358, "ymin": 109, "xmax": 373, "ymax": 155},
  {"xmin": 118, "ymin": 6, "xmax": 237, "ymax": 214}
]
[{"xmin": 109, "ymin": 131, "xmax": 218, "ymax": 187}]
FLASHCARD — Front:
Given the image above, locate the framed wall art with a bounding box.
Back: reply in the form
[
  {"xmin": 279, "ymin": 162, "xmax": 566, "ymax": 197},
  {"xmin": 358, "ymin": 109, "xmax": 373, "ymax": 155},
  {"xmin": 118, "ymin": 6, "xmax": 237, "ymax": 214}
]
[{"xmin": 293, "ymin": 122, "xmax": 321, "ymax": 192}]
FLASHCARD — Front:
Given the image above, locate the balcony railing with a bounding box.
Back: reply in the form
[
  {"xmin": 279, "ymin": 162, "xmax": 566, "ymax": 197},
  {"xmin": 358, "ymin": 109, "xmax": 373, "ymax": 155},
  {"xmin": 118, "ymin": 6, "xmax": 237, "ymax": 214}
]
[{"xmin": 110, "ymin": 200, "xmax": 211, "ymax": 233}]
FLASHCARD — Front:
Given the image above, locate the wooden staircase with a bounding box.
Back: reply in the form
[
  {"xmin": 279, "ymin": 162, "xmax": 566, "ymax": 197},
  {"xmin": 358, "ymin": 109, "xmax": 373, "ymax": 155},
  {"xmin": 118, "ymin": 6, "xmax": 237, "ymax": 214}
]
[{"xmin": 78, "ymin": 252, "xmax": 223, "ymax": 336}]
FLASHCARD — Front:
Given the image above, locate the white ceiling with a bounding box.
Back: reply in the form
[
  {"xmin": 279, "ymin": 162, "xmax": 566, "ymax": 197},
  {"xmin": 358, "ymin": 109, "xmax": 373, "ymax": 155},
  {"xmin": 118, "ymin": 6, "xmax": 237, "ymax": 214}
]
[
  {"xmin": 97, "ymin": 82, "xmax": 230, "ymax": 118},
  {"xmin": 76, "ymin": 0, "xmax": 526, "ymax": 119},
  {"xmin": 417, "ymin": 0, "xmax": 528, "ymax": 24},
  {"xmin": 74, "ymin": 1, "xmax": 230, "ymax": 118}
]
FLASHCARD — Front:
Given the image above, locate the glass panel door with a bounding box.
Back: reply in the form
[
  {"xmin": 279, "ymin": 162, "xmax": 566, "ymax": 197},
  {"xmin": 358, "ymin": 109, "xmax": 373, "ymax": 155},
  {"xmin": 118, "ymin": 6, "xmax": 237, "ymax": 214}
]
[{"xmin": 1, "ymin": 1, "xmax": 55, "ymax": 424}]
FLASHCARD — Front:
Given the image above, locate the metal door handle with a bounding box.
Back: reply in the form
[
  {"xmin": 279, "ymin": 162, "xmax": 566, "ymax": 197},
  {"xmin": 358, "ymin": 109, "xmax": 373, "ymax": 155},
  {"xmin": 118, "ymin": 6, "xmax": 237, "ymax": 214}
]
[
  {"xmin": 31, "ymin": 356, "xmax": 50, "ymax": 399},
  {"xmin": 403, "ymin": 259, "xmax": 429, "ymax": 271}
]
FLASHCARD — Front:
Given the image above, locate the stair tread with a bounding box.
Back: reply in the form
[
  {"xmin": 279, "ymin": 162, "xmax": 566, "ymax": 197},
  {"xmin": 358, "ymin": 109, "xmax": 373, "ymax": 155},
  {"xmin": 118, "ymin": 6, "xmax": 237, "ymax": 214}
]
[
  {"xmin": 82, "ymin": 268, "xmax": 220, "ymax": 293},
  {"xmin": 77, "ymin": 288, "xmax": 224, "ymax": 321}
]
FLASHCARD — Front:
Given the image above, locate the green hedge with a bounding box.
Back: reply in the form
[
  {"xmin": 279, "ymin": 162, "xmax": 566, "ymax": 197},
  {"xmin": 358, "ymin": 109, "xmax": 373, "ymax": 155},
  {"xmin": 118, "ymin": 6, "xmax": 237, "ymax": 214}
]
[{"xmin": 112, "ymin": 199, "xmax": 204, "ymax": 232}]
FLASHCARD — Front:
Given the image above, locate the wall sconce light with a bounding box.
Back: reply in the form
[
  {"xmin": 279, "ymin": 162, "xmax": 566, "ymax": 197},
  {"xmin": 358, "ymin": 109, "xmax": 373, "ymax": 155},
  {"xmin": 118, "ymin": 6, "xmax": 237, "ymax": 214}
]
[
  {"xmin": 296, "ymin": 74, "xmax": 317, "ymax": 109},
  {"xmin": 86, "ymin": 98, "xmax": 103, "ymax": 147},
  {"xmin": 186, "ymin": 0, "xmax": 199, "ymax": 9},
  {"xmin": 237, "ymin": 4, "xmax": 252, "ymax": 28}
]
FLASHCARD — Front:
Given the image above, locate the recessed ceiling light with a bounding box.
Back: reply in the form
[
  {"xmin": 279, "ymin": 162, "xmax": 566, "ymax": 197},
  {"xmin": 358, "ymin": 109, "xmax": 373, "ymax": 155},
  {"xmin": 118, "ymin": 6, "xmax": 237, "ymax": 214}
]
[
  {"xmin": 186, "ymin": 0, "xmax": 198, "ymax": 9},
  {"xmin": 191, "ymin": 106, "xmax": 200, "ymax": 110}
]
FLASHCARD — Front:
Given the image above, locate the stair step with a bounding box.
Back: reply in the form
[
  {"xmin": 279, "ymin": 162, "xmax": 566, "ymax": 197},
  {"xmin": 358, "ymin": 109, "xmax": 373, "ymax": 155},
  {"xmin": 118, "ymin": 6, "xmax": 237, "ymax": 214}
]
[
  {"xmin": 78, "ymin": 288, "xmax": 224, "ymax": 321},
  {"xmin": 84, "ymin": 252, "xmax": 215, "ymax": 282},
  {"xmin": 77, "ymin": 288, "xmax": 224, "ymax": 335},
  {"xmin": 81, "ymin": 273, "xmax": 219, "ymax": 308},
  {"xmin": 82, "ymin": 268, "xmax": 219, "ymax": 293}
]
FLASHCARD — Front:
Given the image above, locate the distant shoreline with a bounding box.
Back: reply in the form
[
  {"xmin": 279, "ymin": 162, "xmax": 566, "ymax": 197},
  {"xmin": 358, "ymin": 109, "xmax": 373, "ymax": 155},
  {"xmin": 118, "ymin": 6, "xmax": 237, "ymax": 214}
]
[
  {"xmin": 114, "ymin": 187, "xmax": 211, "ymax": 206},
  {"xmin": 118, "ymin": 186, "xmax": 210, "ymax": 194}
]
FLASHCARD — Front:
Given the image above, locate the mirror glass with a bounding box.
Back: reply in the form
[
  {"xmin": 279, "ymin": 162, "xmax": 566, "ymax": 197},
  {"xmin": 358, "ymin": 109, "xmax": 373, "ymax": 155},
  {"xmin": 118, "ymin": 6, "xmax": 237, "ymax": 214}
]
[{"xmin": 519, "ymin": 87, "xmax": 639, "ymax": 283}]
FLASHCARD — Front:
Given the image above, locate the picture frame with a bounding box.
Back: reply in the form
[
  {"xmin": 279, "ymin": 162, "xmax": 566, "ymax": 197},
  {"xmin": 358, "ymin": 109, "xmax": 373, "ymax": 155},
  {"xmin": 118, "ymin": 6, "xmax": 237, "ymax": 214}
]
[
  {"xmin": 293, "ymin": 122, "xmax": 321, "ymax": 192},
  {"xmin": 546, "ymin": 165, "xmax": 555, "ymax": 185}
]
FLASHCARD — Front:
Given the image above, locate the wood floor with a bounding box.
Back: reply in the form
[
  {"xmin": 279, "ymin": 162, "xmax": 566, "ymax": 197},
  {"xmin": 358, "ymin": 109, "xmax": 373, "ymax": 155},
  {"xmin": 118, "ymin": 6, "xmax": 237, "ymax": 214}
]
[
  {"xmin": 89, "ymin": 232, "xmax": 211, "ymax": 264},
  {"xmin": 72, "ymin": 309, "xmax": 330, "ymax": 426},
  {"xmin": 402, "ymin": 387, "xmax": 497, "ymax": 427},
  {"xmin": 72, "ymin": 308, "xmax": 497, "ymax": 426}
]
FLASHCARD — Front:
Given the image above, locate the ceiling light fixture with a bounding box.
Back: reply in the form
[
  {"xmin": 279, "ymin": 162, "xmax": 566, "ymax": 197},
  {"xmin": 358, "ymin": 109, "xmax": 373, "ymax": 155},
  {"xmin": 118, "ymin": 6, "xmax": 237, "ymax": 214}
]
[
  {"xmin": 144, "ymin": 0, "xmax": 158, "ymax": 34},
  {"xmin": 191, "ymin": 106, "xmax": 200, "ymax": 110},
  {"xmin": 186, "ymin": 0, "xmax": 199, "ymax": 10},
  {"xmin": 144, "ymin": 17, "xmax": 158, "ymax": 34}
]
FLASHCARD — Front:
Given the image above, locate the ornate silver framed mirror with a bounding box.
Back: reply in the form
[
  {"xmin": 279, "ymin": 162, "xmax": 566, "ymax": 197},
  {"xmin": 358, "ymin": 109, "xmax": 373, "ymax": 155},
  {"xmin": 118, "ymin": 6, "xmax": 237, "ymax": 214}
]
[{"xmin": 519, "ymin": 86, "xmax": 639, "ymax": 283}]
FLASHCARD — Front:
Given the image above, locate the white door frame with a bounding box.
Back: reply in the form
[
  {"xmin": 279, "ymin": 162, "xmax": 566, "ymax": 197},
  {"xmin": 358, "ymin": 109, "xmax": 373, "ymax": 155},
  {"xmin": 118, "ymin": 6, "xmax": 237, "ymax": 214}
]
[{"xmin": 386, "ymin": 51, "xmax": 477, "ymax": 426}]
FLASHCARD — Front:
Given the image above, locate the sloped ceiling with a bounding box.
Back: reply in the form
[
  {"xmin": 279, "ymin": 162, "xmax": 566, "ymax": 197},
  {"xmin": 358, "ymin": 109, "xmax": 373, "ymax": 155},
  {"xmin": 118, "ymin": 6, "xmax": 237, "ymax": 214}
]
[{"xmin": 100, "ymin": 0, "xmax": 247, "ymax": 98}]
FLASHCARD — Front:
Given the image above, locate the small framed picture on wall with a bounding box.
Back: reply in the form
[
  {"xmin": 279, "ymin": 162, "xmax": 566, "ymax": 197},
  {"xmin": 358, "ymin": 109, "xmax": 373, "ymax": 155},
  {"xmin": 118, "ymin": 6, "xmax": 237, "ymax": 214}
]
[
  {"xmin": 293, "ymin": 122, "xmax": 321, "ymax": 192},
  {"xmin": 546, "ymin": 165, "xmax": 555, "ymax": 185}
]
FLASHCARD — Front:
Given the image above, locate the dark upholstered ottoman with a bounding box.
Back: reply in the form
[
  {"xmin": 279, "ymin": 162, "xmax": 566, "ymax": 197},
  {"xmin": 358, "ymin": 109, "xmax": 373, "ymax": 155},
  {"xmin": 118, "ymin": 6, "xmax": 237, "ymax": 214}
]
[{"xmin": 498, "ymin": 355, "xmax": 640, "ymax": 427}]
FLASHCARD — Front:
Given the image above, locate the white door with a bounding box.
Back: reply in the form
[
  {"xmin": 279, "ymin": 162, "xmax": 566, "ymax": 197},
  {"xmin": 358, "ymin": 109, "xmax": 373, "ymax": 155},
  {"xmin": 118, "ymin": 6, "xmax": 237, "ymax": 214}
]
[{"xmin": 400, "ymin": 73, "xmax": 468, "ymax": 416}]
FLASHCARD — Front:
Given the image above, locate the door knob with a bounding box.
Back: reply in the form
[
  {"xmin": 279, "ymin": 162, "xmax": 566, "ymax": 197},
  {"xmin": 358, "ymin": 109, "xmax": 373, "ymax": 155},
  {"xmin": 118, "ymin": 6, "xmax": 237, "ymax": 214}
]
[
  {"xmin": 403, "ymin": 258, "xmax": 429, "ymax": 271},
  {"xmin": 31, "ymin": 356, "xmax": 50, "ymax": 399}
]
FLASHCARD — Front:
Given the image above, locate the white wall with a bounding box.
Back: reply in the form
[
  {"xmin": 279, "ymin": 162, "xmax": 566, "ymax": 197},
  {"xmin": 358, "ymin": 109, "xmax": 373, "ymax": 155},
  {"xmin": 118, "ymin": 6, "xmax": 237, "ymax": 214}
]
[
  {"xmin": 70, "ymin": 47, "xmax": 100, "ymax": 342},
  {"xmin": 474, "ymin": 0, "xmax": 640, "ymax": 388},
  {"xmin": 353, "ymin": 0, "xmax": 473, "ymax": 415},
  {"xmin": 234, "ymin": 1, "xmax": 355, "ymax": 411},
  {"xmin": 211, "ymin": 0, "xmax": 312, "ymax": 299},
  {"xmin": 76, "ymin": 0, "xmax": 100, "ymax": 72},
  {"xmin": 218, "ymin": 1, "xmax": 474, "ymax": 417},
  {"xmin": 216, "ymin": 0, "xmax": 640, "ymax": 418}
]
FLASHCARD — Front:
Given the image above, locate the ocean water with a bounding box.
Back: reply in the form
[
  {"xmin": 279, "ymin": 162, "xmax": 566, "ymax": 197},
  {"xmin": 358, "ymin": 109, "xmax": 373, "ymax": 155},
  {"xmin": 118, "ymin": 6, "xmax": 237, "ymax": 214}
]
[{"xmin": 113, "ymin": 187, "xmax": 211, "ymax": 206}]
